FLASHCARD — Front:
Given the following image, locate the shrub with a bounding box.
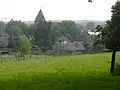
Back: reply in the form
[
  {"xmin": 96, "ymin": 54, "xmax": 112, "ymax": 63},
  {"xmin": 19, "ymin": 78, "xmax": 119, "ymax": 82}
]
[{"xmin": 114, "ymin": 62, "xmax": 120, "ymax": 75}]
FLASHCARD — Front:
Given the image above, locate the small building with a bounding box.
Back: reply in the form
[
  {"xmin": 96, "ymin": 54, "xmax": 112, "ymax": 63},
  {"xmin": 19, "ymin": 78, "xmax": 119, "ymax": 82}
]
[
  {"xmin": 0, "ymin": 22, "xmax": 9, "ymax": 54},
  {"xmin": 0, "ymin": 23, "xmax": 9, "ymax": 47},
  {"xmin": 0, "ymin": 37, "xmax": 9, "ymax": 47},
  {"xmin": 74, "ymin": 32, "xmax": 92, "ymax": 45},
  {"xmin": 54, "ymin": 36, "xmax": 85, "ymax": 53}
]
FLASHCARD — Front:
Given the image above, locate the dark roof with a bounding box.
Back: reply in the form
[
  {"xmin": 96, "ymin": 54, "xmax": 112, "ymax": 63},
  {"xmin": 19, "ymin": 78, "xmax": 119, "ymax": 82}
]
[
  {"xmin": 74, "ymin": 32, "xmax": 92, "ymax": 44},
  {"xmin": 35, "ymin": 9, "xmax": 46, "ymax": 23}
]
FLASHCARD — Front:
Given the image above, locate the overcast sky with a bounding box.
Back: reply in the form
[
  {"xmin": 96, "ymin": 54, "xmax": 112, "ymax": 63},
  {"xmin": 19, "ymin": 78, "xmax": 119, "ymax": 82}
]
[{"xmin": 0, "ymin": 0, "xmax": 117, "ymax": 21}]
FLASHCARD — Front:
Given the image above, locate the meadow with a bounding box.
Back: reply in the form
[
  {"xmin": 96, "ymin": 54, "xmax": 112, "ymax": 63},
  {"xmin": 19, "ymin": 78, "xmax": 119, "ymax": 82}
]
[{"xmin": 0, "ymin": 53, "xmax": 120, "ymax": 90}]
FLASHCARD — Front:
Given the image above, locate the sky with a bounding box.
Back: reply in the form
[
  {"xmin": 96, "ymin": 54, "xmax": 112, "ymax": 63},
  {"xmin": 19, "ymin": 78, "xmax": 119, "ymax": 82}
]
[{"xmin": 0, "ymin": 0, "xmax": 117, "ymax": 21}]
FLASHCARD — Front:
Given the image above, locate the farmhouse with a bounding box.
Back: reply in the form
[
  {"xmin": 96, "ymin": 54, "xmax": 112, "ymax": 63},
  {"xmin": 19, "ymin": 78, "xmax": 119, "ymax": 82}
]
[{"xmin": 54, "ymin": 36, "xmax": 85, "ymax": 52}]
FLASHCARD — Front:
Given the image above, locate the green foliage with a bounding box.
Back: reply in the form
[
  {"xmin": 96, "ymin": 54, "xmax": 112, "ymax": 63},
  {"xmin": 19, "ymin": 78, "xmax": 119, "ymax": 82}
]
[
  {"xmin": 19, "ymin": 36, "xmax": 31, "ymax": 55},
  {"xmin": 35, "ymin": 21, "xmax": 56, "ymax": 52},
  {"xmin": 114, "ymin": 62, "xmax": 120, "ymax": 75},
  {"xmin": 76, "ymin": 24, "xmax": 87, "ymax": 32},
  {"xmin": 7, "ymin": 25, "xmax": 21, "ymax": 36},
  {"xmin": 5, "ymin": 20, "xmax": 31, "ymax": 51},
  {"xmin": 5, "ymin": 19, "xmax": 28, "ymax": 36},
  {"xmin": 52, "ymin": 20, "xmax": 81, "ymax": 42},
  {"xmin": 105, "ymin": 1, "xmax": 120, "ymax": 50},
  {"xmin": 86, "ymin": 22, "xmax": 95, "ymax": 31},
  {"xmin": 92, "ymin": 42, "xmax": 105, "ymax": 53},
  {"xmin": 84, "ymin": 42, "xmax": 103, "ymax": 54},
  {"xmin": 26, "ymin": 24, "xmax": 36, "ymax": 37},
  {"xmin": 95, "ymin": 2, "xmax": 120, "ymax": 50}
]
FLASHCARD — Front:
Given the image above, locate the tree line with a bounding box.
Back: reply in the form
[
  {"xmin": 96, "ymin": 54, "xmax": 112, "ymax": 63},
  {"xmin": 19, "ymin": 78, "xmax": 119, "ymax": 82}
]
[{"xmin": 0, "ymin": 19, "xmax": 97, "ymax": 53}]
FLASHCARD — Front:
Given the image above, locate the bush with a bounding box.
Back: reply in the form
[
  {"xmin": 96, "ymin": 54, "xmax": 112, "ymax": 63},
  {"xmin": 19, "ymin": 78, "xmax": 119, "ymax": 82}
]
[{"xmin": 114, "ymin": 62, "xmax": 120, "ymax": 75}]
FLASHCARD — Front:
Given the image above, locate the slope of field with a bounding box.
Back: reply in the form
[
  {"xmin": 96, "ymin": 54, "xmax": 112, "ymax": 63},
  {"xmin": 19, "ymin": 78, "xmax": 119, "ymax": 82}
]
[{"xmin": 0, "ymin": 53, "xmax": 120, "ymax": 90}]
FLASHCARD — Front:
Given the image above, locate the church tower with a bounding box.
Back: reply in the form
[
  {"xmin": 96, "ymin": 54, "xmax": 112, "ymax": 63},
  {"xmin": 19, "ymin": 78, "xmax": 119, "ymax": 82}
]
[{"xmin": 34, "ymin": 9, "xmax": 46, "ymax": 24}]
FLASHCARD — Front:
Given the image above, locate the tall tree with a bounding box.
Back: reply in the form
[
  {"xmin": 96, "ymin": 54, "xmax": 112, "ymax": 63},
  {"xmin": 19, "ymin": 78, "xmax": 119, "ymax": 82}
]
[
  {"xmin": 35, "ymin": 21, "xmax": 56, "ymax": 52},
  {"xmin": 110, "ymin": 1, "xmax": 120, "ymax": 73},
  {"xmin": 96, "ymin": 1, "xmax": 120, "ymax": 73}
]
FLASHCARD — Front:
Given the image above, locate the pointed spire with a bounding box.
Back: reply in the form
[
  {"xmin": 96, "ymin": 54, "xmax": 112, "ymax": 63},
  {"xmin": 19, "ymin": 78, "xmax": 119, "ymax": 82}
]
[{"xmin": 34, "ymin": 9, "xmax": 46, "ymax": 23}]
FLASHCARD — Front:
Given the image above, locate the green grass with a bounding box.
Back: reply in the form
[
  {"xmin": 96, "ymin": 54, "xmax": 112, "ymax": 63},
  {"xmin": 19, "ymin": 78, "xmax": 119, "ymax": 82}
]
[{"xmin": 0, "ymin": 53, "xmax": 120, "ymax": 90}]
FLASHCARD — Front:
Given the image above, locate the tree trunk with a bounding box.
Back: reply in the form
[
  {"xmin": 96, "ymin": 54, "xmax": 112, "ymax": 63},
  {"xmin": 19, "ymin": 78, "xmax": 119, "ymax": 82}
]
[{"xmin": 110, "ymin": 49, "xmax": 116, "ymax": 73}]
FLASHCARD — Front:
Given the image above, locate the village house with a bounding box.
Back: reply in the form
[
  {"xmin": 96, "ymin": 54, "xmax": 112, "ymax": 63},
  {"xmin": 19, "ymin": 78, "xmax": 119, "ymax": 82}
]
[{"xmin": 0, "ymin": 22, "xmax": 9, "ymax": 54}]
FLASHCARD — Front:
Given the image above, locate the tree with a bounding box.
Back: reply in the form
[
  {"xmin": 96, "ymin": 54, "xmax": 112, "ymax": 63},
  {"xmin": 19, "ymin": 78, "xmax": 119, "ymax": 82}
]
[
  {"xmin": 86, "ymin": 22, "xmax": 95, "ymax": 32},
  {"xmin": 19, "ymin": 36, "xmax": 31, "ymax": 58},
  {"xmin": 110, "ymin": 1, "xmax": 120, "ymax": 73},
  {"xmin": 6, "ymin": 25, "xmax": 21, "ymax": 52},
  {"xmin": 92, "ymin": 41, "xmax": 105, "ymax": 53},
  {"xmin": 5, "ymin": 19, "xmax": 28, "ymax": 36},
  {"xmin": 76, "ymin": 24, "xmax": 87, "ymax": 32},
  {"xmin": 7, "ymin": 25, "xmax": 21, "ymax": 36},
  {"xmin": 95, "ymin": 1, "xmax": 120, "ymax": 73},
  {"xmin": 52, "ymin": 20, "xmax": 81, "ymax": 42},
  {"xmin": 26, "ymin": 24, "xmax": 36, "ymax": 37},
  {"xmin": 5, "ymin": 20, "xmax": 29, "ymax": 51},
  {"xmin": 100, "ymin": 21, "xmax": 118, "ymax": 74},
  {"xmin": 34, "ymin": 21, "xmax": 56, "ymax": 52}
]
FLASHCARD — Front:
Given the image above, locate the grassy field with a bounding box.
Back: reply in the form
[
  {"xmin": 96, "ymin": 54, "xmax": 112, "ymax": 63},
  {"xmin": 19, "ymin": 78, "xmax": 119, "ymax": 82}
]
[{"xmin": 0, "ymin": 53, "xmax": 120, "ymax": 90}]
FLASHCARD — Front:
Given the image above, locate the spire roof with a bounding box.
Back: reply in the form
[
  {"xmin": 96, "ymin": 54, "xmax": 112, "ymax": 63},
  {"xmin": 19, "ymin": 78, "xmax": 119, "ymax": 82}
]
[{"xmin": 35, "ymin": 9, "xmax": 46, "ymax": 23}]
